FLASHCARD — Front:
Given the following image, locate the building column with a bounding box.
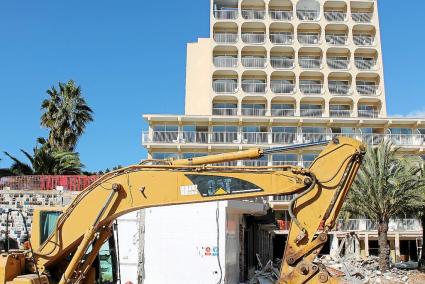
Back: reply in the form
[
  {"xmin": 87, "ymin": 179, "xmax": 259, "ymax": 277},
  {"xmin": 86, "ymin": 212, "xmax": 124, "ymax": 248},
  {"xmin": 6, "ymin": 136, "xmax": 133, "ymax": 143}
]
[
  {"xmin": 364, "ymin": 233, "xmax": 369, "ymax": 257},
  {"xmin": 395, "ymin": 233, "xmax": 400, "ymax": 262},
  {"xmin": 330, "ymin": 234, "xmax": 339, "ymax": 258}
]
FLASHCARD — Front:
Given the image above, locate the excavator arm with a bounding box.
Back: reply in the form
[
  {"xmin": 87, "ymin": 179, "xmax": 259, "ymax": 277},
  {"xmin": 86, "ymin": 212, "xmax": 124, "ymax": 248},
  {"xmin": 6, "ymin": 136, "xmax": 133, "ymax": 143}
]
[{"xmin": 0, "ymin": 137, "xmax": 365, "ymax": 284}]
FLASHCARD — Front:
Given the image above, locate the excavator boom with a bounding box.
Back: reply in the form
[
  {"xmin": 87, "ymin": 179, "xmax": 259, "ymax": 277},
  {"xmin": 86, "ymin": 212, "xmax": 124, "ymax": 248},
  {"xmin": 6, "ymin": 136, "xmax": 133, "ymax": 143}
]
[{"xmin": 0, "ymin": 137, "xmax": 365, "ymax": 284}]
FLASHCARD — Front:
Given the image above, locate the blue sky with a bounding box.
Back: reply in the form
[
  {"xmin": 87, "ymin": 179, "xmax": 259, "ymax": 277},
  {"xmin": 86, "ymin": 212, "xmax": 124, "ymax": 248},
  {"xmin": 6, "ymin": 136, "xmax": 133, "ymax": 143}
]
[{"xmin": 0, "ymin": 1, "xmax": 424, "ymax": 171}]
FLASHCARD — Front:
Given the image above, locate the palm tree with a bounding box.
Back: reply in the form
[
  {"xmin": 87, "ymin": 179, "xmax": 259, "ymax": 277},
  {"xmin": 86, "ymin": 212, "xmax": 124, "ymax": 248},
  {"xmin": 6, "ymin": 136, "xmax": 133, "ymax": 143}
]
[
  {"xmin": 419, "ymin": 161, "xmax": 425, "ymax": 267},
  {"xmin": 3, "ymin": 139, "xmax": 83, "ymax": 175},
  {"xmin": 41, "ymin": 80, "xmax": 93, "ymax": 152},
  {"xmin": 344, "ymin": 140, "xmax": 424, "ymax": 272}
]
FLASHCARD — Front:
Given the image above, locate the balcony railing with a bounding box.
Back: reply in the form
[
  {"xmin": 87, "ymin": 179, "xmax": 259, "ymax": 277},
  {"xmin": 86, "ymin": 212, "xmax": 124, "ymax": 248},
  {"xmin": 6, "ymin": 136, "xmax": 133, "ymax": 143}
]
[
  {"xmin": 327, "ymin": 58, "xmax": 349, "ymax": 70},
  {"xmin": 325, "ymin": 34, "xmax": 348, "ymax": 45},
  {"xmin": 242, "ymin": 81, "xmax": 267, "ymax": 93},
  {"xmin": 182, "ymin": 132, "xmax": 209, "ymax": 144},
  {"xmin": 241, "ymin": 9, "xmax": 266, "ymax": 20},
  {"xmin": 243, "ymin": 160, "xmax": 269, "ymax": 167},
  {"xmin": 213, "ymin": 80, "xmax": 238, "ymax": 93},
  {"xmin": 211, "ymin": 132, "xmax": 239, "ymax": 144},
  {"xmin": 270, "ymin": 32, "xmax": 293, "ymax": 44},
  {"xmin": 241, "ymin": 33, "xmax": 266, "ymax": 44},
  {"xmin": 302, "ymin": 132, "xmax": 329, "ymax": 143},
  {"xmin": 214, "ymin": 32, "xmax": 238, "ymax": 43},
  {"xmin": 355, "ymin": 58, "xmax": 376, "ymax": 70},
  {"xmin": 329, "ymin": 84, "xmax": 351, "ymax": 95},
  {"xmin": 358, "ymin": 110, "xmax": 379, "ymax": 118},
  {"xmin": 270, "ymin": 57, "xmax": 295, "ymax": 69},
  {"xmin": 353, "ymin": 35, "xmax": 375, "ymax": 46},
  {"xmin": 151, "ymin": 131, "xmax": 179, "ymax": 143},
  {"xmin": 242, "ymin": 56, "xmax": 267, "ymax": 68},
  {"xmin": 271, "ymin": 109, "xmax": 295, "ymax": 117},
  {"xmin": 242, "ymin": 132, "xmax": 268, "ymax": 144},
  {"xmin": 298, "ymin": 33, "xmax": 320, "ymax": 45},
  {"xmin": 269, "ymin": 10, "xmax": 293, "ymax": 21},
  {"xmin": 330, "ymin": 110, "xmax": 352, "ymax": 118},
  {"xmin": 273, "ymin": 194, "xmax": 296, "ymax": 202},
  {"xmin": 299, "ymin": 58, "xmax": 321, "ymax": 69},
  {"xmin": 272, "ymin": 132, "xmax": 297, "ymax": 144},
  {"xmin": 300, "ymin": 109, "xmax": 323, "ymax": 117},
  {"xmin": 213, "ymin": 56, "xmax": 238, "ymax": 68},
  {"xmin": 300, "ymin": 83, "xmax": 323, "ymax": 94},
  {"xmin": 213, "ymin": 9, "xmax": 238, "ymax": 20},
  {"xmin": 212, "ymin": 108, "xmax": 238, "ymax": 116},
  {"xmin": 241, "ymin": 108, "xmax": 266, "ymax": 116},
  {"xmin": 336, "ymin": 219, "xmax": 421, "ymax": 232},
  {"xmin": 270, "ymin": 81, "xmax": 295, "ymax": 94},
  {"xmin": 352, "ymin": 12, "xmax": 373, "ymax": 23},
  {"xmin": 297, "ymin": 10, "xmax": 320, "ymax": 21},
  {"xmin": 324, "ymin": 11, "xmax": 346, "ymax": 22},
  {"xmin": 357, "ymin": 84, "xmax": 378, "ymax": 96}
]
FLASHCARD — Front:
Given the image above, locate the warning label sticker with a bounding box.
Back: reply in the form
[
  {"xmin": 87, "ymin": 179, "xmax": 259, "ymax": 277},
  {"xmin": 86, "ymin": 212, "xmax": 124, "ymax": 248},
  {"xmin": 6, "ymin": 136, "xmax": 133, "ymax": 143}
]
[{"xmin": 180, "ymin": 185, "xmax": 199, "ymax": 196}]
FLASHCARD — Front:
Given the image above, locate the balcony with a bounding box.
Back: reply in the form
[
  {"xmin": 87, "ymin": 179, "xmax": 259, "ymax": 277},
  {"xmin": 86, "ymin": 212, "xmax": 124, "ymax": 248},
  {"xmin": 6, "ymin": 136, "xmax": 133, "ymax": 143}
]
[
  {"xmin": 211, "ymin": 132, "xmax": 238, "ymax": 143},
  {"xmin": 151, "ymin": 131, "xmax": 179, "ymax": 143},
  {"xmin": 269, "ymin": 10, "xmax": 293, "ymax": 21},
  {"xmin": 327, "ymin": 57, "xmax": 349, "ymax": 70},
  {"xmin": 299, "ymin": 83, "xmax": 323, "ymax": 94},
  {"xmin": 358, "ymin": 110, "xmax": 379, "ymax": 118},
  {"xmin": 242, "ymin": 56, "xmax": 267, "ymax": 68},
  {"xmin": 336, "ymin": 219, "xmax": 421, "ymax": 232},
  {"xmin": 241, "ymin": 108, "xmax": 266, "ymax": 116},
  {"xmin": 213, "ymin": 79, "xmax": 238, "ymax": 94},
  {"xmin": 326, "ymin": 34, "xmax": 348, "ymax": 45},
  {"xmin": 271, "ymin": 80, "xmax": 295, "ymax": 94},
  {"xmin": 213, "ymin": 55, "xmax": 238, "ymax": 68},
  {"xmin": 243, "ymin": 160, "xmax": 269, "ymax": 167},
  {"xmin": 352, "ymin": 12, "xmax": 373, "ymax": 23},
  {"xmin": 299, "ymin": 57, "xmax": 321, "ymax": 69},
  {"xmin": 355, "ymin": 58, "xmax": 376, "ymax": 70},
  {"xmin": 212, "ymin": 107, "xmax": 238, "ymax": 116},
  {"xmin": 241, "ymin": 9, "xmax": 266, "ymax": 20},
  {"xmin": 353, "ymin": 34, "xmax": 374, "ymax": 46},
  {"xmin": 214, "ymin": 32, "xmax": 238, "ymax": 44},
  {"xmin": 356, "ymin": 83, "xmax": 378, "ymax": 96},
  {"xmin": 242, "ymin": 132, "xmax": 268, "ymax": 144},
  {"xmin": 301, "ymin": 132, "xmax": 329, "ymax": 143},
  {"xmin": 300, "ymin": 109, "xmax": 323, "ymax": 117},
  {"xmin": 270, "ymin": 32, "xmax": 293, "ymax": 45},
  {"xmin": 297, "ymin": 10, "xmax": 320, "ymax": 21},
  {"xmin": 272, "ymin": 194, "xmax": 295, "ymax": 201},
  {"xmin": 298, "ymin": 33, "xmax": 320, "ymax": 45},
  {"xmin": 330, "ymin": 110, "xmax": 352, "ymax": 118},
  {"xmin": 329, "ymin": 82, "xmax": 350, "ymax": 95},
  {"xmin": 242, "ymin": 80, "xmax": 267, "ymax": 94},
  {"xmin": 182, "ymin": 132, "xmax": 209, "ymax": 144},
  {"xmin": 324, "ymin": 11, "xmax": 346, "ymax": 22},
  {"xmin": 272, "ymin": 132, "xmax": 297, "ymax": 144},
  {"xmin": 271, "ymin": 108, "xmax": 295, "ymax": 117},
  {"xmin": 242, "ymin": 32, "xmax": 266, "ymax": 44},
  {"xmin": 270, "ymin": 57, "xmax": 294, "ymax": 69},
  {"xmin": 213, "ymin": 9, "xmax": 238, "ymax": 20}
]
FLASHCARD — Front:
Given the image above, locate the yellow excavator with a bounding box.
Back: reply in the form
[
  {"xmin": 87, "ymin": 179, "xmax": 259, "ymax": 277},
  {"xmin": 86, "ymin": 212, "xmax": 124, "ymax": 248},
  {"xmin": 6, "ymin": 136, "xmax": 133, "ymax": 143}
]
[{"xmin": 0, "ymin": 137, "xmax": 365, "ymax": 284}]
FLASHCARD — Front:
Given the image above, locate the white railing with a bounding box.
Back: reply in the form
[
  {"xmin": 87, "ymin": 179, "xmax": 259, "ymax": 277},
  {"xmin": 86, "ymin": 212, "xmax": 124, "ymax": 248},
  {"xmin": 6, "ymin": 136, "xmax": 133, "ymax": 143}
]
[
  {"xmin": 181, "ymin": 132, "xmax": 209, "ymax": 144},
  {"xmin": 213, "ymin": 9, "xmax": 238, "ymax": 20},
  {"xmin": 212, "ymin": 108, "xmax": 238, "ymax": 116},
  {"xmin": 211, "ymin": 132, "xmax": 239, "ymax": 144},
  {"xmin": 151, "ymin": 131, "xmax": 179, "ymax": 143},
  {"xmin": 270, "ymin": 81, "xmax": 295, "ymax": 94},
  {"xmin": 330, "ymin": 110, "xmax": 352, "ymax": 118},
  {"xmin": 299, "ymin": 58, "xmax": 321, "ymax": 69},
  {"xmin": 271, "ymin": 109, "xmax": 295, "ymax": 117},
  {"xmin": 326, "ymin": 34, "xmax": 348, "ymax": 45},
  {"xmin": 243, "ymin": 160, "xmax": 269, "ymax": 167},
  {"xmin": 357, "ymin": 84, "xmax": 378, "ymax": 96},
  {"xmin": 272, "ymin": 133, "xmax": 297, "ymax": 144},
  {"xmin": 329, "ymin": 84, "xmax": 351, "ymax": 95},
  {"xmin": 241, "ymin": 108, "xmax": 266, "ymax": 116},
  {"xmin": 241, "ymin": 56, "xmax": 266, "ymax": 68},
  {"xmin": 213, "ymin": 56, "xmax": 238, "ymax": 68},
  {"xmin": 336, "ymin": 219, "xmax": 421, "ymax": 232},
  {"xmin": 242, "ymin": 81, "xmax": 267, "ymax": 93},
  {"xmin": 270, "ymin": 33, "xmax": 293, "ymax": 44},
  {"xmin": 300, "ymin": 83, "xmax": 323, "ymax": 94},
  {"xmin": 270, "ymin": 57, "xmax": 295, "ymax": 69},
  {"xmin": 297, "ymin": 10, "xmax": 320, "ymax": 21},
  {"xmin": 324, "ymin": 11, "xmax": 346, "ymax": 22},
  {"xmin": 301, "ymin": 132, "xmax": 329, "ymax": 143},
  {"xmin": 269, "ymin": 10, "xmax": 293, "ymax": 21},
  {"xmin": 352, "ymin": 12, "xmax": 373, "ymax": 23},
  {"xmin": 213, "ymin": 80, "xmax": 238, "ymax": 93},
  {"xmin": 242, "ymin": 132, "xmax": 268, "ymax": 144},
  {"xmin": 241, "ymin": 9, "xmax": 266, "ymax": 20},
  {"xmin": 355, "ymin": 58, "xmax": 376, "ymax": 70},
  {"xmin": 358, "ymin": 110, "xmax": 379, "ymax": 118},
  {"xmin": 214, "ymin": 32, "xmax": 238, "ymax": 43},
  {"xmin": 300, "ymin": 109, "xmax": 323, "ymax": 117},
  {"xmin": 241, "ymin": 33, "xmax": 266, "ymax": 44},
  {"xmin": 272, "ymin": 194, "xmax": 296, "ymax": 201},
  {"xmin": 353, "ymin": 35, "xmax": 375, "ymax": 46},
  {"xmin": 298, "ymin": 33, "xmax": 320, "ymax": 45},
  {"xmin": 327, "ymin": 58, "xmax": 349, "ymax": 70}
]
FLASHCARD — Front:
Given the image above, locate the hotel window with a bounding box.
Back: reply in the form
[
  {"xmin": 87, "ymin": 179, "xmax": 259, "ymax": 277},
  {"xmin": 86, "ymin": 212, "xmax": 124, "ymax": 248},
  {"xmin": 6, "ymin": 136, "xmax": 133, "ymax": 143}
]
[{"xmin": 152, "ymin": 153, "xmax": 180, "ymax": 160}]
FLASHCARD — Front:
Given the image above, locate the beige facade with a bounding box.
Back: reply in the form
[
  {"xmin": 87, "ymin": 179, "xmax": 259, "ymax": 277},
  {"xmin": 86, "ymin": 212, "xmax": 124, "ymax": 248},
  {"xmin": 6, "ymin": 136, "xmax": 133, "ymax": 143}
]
[{"xmin": 142, "ymin": 0, "xmax": 424, "ymax": 262}]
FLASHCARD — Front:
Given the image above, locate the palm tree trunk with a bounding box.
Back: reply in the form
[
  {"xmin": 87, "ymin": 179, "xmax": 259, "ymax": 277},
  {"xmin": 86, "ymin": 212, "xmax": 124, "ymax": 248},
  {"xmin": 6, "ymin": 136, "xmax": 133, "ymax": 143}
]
[
  {"xmin": 421, "ymin": 211, "xmax": 425, "ymax": 267},
  {"xmin": 378, "ymin": 220, "xmax": 390, "ymax": 272}
]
